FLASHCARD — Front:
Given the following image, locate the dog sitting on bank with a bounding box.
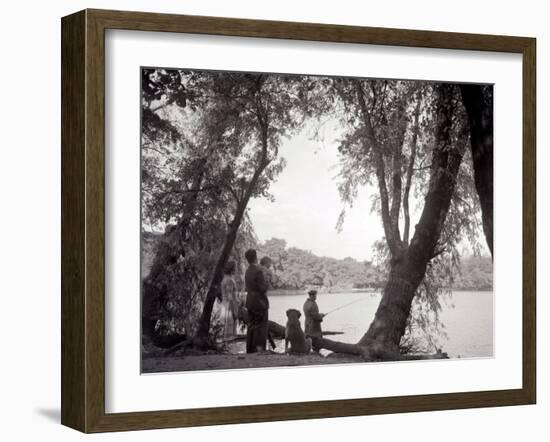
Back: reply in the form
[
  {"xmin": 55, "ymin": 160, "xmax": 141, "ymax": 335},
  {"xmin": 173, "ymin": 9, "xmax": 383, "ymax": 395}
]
[{"xmin": 285, "ymin": 309, "xmax": 311, "ymax": 354}]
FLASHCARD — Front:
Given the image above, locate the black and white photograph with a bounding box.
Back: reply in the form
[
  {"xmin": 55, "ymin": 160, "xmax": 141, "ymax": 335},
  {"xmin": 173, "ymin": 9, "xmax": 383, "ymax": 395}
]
[
  {"xmin": 1, "ymin": 0, "xmax": 545, "ymax": 438},
  {"xmin": 140, "ymin": 67, "xmax": 494, "ymax": 373}
]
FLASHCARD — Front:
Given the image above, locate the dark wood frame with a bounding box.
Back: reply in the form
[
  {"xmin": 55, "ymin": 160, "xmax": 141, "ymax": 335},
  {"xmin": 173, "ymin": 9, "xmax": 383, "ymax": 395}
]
[{"xmin": 61, "ymin": 8, "xmax": 536, "ymax": 433}]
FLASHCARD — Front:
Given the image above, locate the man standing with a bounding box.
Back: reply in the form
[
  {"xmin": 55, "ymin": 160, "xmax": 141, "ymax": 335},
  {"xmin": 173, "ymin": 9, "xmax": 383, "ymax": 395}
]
[
  {"xmin": 259, "ymin": 256, "xmax": 277, "ymax": 350},
  {"xmin": 244, "ymin": 249, "xmax": 270, "ymax": 353},
  {"xmin": 303, "ymin": 289, "xmax": 325, "ymax": 352}
]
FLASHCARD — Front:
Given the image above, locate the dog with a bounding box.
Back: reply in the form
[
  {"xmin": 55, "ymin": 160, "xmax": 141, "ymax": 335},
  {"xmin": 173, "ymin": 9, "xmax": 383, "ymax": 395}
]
[{"xmin": 285, "ymin": 309, "xmax": 311, "ymax": 354}]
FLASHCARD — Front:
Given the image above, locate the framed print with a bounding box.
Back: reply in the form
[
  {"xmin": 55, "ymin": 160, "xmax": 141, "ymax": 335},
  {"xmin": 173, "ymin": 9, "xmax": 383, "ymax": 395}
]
[{"xmin": 61, "ymin": 9, "xmax": 536, "ymax": 433}]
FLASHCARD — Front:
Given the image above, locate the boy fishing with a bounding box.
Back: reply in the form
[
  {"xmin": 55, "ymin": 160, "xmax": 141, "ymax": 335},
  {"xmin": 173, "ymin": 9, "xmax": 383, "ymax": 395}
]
[{"xmin": 303, "ymin": 289, "xmax": 325, "ymax": 352}]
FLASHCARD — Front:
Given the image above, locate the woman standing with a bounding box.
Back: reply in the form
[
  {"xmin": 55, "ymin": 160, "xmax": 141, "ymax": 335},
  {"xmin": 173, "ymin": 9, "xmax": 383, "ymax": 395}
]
[{"xmin": 220, "ymin": 260, "xmax": 239, "ymax": 342}]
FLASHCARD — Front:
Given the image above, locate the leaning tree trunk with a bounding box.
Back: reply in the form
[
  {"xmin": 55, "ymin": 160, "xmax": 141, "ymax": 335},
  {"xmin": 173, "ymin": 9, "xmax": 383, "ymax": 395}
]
[
  {"xmin": 196, "ymin": 131, "xmax": 271, "ymax": 340},
  {"xmin": 195, "ymin": 207, "xmax": 247, "ymax": 339},
  {"xmin": 459, "ymin": 84, "xmax": 494, "ymax": 257},
  {"xmin": 358, "ymin": 85, "xmax": 466, "ymax": 357}
]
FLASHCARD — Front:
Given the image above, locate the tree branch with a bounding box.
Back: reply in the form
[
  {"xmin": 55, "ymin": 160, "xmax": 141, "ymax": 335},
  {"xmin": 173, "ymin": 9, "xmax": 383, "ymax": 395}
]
[
  {"xmin": 431, "ymin": 247, "xmax": 446, "ymax": 259},
  {"xmin": 389, "ymin": 99, "xmax": 409, "ymax": 247},
  {"xmin": 143, "ymin": 145, "xmax": 169, "ymax": 156},
  {"xmin": 403, "ymin": 98, "xmax": 422, "ymax": 244},
  {"xmin": 354, "ymin": 80, "xmax": 398, "ymax": 256}
]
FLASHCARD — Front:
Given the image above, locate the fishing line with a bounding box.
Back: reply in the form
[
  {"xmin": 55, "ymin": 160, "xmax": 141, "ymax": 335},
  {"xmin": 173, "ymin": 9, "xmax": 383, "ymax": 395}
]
[{"xmin": 323, "ymin": 296, "xmax": 369, "ymax": 316}]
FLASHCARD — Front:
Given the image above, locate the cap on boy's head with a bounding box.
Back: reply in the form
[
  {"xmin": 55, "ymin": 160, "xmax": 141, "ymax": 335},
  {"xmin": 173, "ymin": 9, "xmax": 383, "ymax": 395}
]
[
  {"xmin": 260, "ymin": 256, "xmax": 272, "ymax": 267},
  {"xmin": 308, "ymin": 289, "xmax": 318, "ymax": 297},
  {"xmin": 244, "ymin": 249, "xmax": 257, "ymax": 264}
]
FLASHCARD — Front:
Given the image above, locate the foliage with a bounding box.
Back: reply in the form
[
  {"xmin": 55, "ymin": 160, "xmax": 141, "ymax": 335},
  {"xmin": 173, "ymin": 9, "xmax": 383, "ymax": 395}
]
[
  {"xmin": 140, "ymin": 68, "xmax": 492, "ymax": 353},
  {"xmin": 330, "ymin": 79, "xmax": 482, "ymax": 256},
  {"xmin": 400, "ymin": 256, "xmax": 453, "ymax": 354},
  {"xmin": 316, "ymin": 78, "xmax": 490, "ymax": 351},
  {"xmin": 141, "ymin": 69, "xmax": 315, "ymax": 337}
]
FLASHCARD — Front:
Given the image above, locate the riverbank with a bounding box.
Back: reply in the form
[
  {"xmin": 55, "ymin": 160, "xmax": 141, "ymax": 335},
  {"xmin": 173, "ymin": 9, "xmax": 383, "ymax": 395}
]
[{"xmin": 142, "ymin": 351, "xmax": 363, "ymax": 373}]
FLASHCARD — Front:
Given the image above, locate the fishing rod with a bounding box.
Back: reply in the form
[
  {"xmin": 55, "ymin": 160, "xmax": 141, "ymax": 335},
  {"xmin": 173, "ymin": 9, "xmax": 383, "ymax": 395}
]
[{"xmin": 323, "ymin": 297, "xmax": 368, "ymax": 316}]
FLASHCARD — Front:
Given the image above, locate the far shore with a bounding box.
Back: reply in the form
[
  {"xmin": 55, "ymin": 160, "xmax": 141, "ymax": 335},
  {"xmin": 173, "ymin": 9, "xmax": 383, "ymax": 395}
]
[
  {"xmin": 266, "ymin": 287, "xmax": 493, "ymax": 296},
  {"xmin": 267, "ymin": 288, "xmax": 380, "ymax": 296}
]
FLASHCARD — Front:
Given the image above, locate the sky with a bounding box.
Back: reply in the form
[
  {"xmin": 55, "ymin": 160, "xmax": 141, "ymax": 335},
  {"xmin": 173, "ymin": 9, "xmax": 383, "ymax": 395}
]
[
  {"xmin": 144, "ymin": 118, "xmax": 487, "ymax": 262},
  {"xmin": 247, "ymin": 124, "xmax": 384, "ymax": 262}
]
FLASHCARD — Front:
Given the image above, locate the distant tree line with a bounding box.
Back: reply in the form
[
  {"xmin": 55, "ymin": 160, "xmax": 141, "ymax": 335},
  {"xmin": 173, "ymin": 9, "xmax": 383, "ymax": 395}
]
[
  {"xmin": 256, "ymin": 237, "xmax": 492, "ymax": 292},
  {"xmin": 143, "ymin": 233, "xmax": 492, "ymax": 293},
  {"xmin": 256, "ymin": 237, "xmax": 382, "ymax": 290}
]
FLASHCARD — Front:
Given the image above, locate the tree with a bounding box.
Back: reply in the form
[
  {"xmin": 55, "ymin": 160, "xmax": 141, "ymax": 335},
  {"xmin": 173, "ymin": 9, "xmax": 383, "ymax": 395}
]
[
  {"xmin": 195, "ymin": 74, "xmax": 279, "ymax": 339},
  {"xmin": 329, "ymin": 80, "xmax": 472, "ymax": 357},
  {"xmin": 141, "ymin": 69, "xmax": 254, "ymax": 339},
  {"xmin": 141, "ymin": 71, "xmax": 309, "ymax": 342},
  {"xmin": 359, "ymin": 84, "xmax": 469, "ymax": 355},
  {"xmin": 459, "ymin": 84, "xmax": 494, "ymax": 256},
  {"xmin": 195, "ymin": 73, "xmax": 315, "ymax": 340}
]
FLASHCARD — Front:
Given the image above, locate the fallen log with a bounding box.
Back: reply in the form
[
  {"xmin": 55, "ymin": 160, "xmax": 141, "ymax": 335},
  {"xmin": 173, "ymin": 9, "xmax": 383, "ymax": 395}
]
[
  {"xmin": 265, "ymin": 321, "xmax": 344, "ymax": 339},
  {"xmin": 313, "ymin": 336, "xmax": 449, "ymax": 361},
  {"xmin": 221, "ymin": 329, "xmax": 345, "ymax": 343},
  {"xmin": 163, "ymin": 319, "xmax": 287, "ymax": 355}
]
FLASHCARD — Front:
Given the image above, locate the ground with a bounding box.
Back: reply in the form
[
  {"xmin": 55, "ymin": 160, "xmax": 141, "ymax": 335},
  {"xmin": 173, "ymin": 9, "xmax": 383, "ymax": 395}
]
[{"xmin": 142, "ymin": 351, "xmax": 363, "ymax": 373}]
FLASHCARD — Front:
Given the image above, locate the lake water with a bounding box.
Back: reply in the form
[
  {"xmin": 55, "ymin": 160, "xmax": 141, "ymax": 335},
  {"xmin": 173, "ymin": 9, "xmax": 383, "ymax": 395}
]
[{"xmin": 229, "ymin": 290, "xmax": 494, "ymax": 358}]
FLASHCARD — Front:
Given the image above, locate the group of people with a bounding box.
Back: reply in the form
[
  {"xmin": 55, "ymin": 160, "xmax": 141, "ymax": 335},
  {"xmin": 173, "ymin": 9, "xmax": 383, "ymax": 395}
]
[{"xmin": 218, "ymin": 248, "xmax": 325, "ymax": 354}]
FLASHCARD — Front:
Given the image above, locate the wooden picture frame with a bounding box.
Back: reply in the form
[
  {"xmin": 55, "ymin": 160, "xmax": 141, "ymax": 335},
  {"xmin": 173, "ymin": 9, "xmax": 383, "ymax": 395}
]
[{"xmin": 61, "ymin": 8, "xmax": 536, "ymax": 433}]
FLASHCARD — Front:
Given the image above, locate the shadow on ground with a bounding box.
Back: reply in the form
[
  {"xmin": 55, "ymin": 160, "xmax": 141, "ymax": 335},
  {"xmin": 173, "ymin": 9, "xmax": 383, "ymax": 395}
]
[{"xmin": 35, "ymin": 408, "xmax": 60, "ymax": 423}]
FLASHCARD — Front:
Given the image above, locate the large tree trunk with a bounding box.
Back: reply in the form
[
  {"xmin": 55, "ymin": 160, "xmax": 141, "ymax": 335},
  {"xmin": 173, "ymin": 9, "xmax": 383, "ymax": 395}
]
[
  {"xmin": 358, "ymin": 85, "xmax": 465, "ymax": 357},
  {"xmin": 459, "ymin": 84, "xmax": 494, "ymax": 256}
]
